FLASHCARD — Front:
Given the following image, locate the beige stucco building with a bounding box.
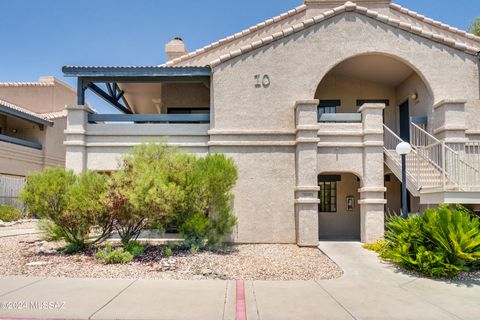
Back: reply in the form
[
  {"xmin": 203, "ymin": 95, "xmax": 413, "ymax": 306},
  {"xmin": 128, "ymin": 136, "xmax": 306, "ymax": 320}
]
[
  {"xmin": 64, "ymin": 0, "xmax": 480, "ymax": 244},
  {"xmin": 0, "ymin": 77, "xmax": 77, "ymax": 206}
]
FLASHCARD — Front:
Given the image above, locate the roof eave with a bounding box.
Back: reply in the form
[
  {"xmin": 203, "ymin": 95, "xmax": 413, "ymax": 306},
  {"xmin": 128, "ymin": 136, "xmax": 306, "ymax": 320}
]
[
  {"xmin": 0, "ymin": 103, "xmax": 53, "ymax": 127},
  {"xmin": 62, "ymin": 66, "xmax": 211, "ymax": 79}
]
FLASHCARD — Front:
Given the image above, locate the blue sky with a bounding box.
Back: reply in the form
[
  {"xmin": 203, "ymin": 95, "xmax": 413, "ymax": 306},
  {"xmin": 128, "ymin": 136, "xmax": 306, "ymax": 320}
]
[{"xmin": 0, "ymin": 0, "xmax": 478, "ymax": 112}]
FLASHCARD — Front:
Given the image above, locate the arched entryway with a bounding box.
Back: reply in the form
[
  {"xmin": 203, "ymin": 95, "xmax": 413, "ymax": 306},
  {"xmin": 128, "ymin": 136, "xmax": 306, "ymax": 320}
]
[
  {"xmin": 314, "ymin": 53, "xmax": 434, "ymax": 139},
  {"xmin": 314, "ymin": 53, "xmax": 435, "ymax": 241},
  {"xmin": 318, "ymin": 172, "xmax": 361, "ymax": 240}
]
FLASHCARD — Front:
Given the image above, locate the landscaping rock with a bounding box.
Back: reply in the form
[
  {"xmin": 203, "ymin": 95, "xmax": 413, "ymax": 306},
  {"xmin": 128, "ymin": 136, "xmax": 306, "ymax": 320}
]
[{"xmin": 25, "ymin": 261, "xmax": 48, "ymax": 267}]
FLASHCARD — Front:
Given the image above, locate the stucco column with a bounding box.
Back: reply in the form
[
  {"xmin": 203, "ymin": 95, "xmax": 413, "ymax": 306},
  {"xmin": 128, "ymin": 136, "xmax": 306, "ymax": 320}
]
[
  {"xmin": 295, "ymin": 100, "xmax": 320, "ymax": 247},
  {"xmin": 64, "ymin": 105, "xmax": 88, "ymax": 173},
  {"xmin": 359, "ymin": 103, "xmax": 386, "ymax": 243},
  {"xmin": 432, "ymin": 99, "xmax": 468, "ymax": 148}
]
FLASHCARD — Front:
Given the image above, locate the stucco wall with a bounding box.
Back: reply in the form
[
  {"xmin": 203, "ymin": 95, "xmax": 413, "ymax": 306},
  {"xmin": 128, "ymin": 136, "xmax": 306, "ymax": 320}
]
[
  {"xmin": 395, "ymin": 73, "xmax": 434, "ymax": 131},
  {"xmin": 315, "ymin": 74, "xmax": 397, "ymax": 129},
  {"xmin": 0, "ymin": 78, "xmax": 76, "ymax": 113},
  {"xmin": 0, "ymin": 141, "xmax": 44, "ymax": 176},
  {"xmin": 212, "ymin": 13, "xmax": 479, "ymax": 132},
  {"xmin": 211, "ymin": 146, "xmax": 297, "ymax": 244},
  {"xmin": 43, "ymin": 117, "xmax": 67, "ymax": 167}
]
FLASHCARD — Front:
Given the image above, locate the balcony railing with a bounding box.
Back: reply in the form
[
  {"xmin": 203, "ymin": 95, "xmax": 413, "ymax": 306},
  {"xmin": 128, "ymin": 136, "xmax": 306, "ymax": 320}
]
[
  {"xmin": 318, "ymin": 113, "xmax": 362, "ymax": 123},
  {"xmin": 0, "ymin": 134, "xmax": 42, "ymax": 150},
  {"xmin": 88, "ymin": 113, "xmax": 210, "ymax": 123}
]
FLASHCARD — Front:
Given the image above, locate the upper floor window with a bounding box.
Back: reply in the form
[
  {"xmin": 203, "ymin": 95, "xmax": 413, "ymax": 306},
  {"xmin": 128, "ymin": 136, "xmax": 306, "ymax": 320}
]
[{"xmin": 318, "ymin": 100, "xmax": 341, "ymax": 122}]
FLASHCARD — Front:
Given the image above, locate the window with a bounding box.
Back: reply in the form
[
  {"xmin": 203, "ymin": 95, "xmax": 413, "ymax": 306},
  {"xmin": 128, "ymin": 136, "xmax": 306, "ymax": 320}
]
[
  {"xmin": 318, "ymin": 100, "xmax": 340, "ymax": 122},
  {"xmin": 318, "ymin": 175, "xmax": 341, "ymax": 212}
]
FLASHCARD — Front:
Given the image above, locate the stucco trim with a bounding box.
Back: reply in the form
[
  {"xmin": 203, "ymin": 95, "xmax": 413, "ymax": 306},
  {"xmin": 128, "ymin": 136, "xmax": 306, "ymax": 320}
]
[
  {"xmin": 358, "ymin": 187, "xmax": 387, "ymax": 193},
  {"xmin": 295, "ymin": 198, "xmax": 321, "ymax": 204},
  {"xmin": 208, "ymin": 129, "xmax": 296, "ymax": 135},
  {"xmin": 295, "ymin": 186, "xmax": 321, "ymax": 192},
  {"xmin": 433, "ymin": 126, "xmax": 468, "ymax": 135},
  {"xmin": 465, "ymin": 130, "xmax": 480, "ymax": 135},
  {"xmin": 208, "ymin": 141, "xmax": 296, "ymax": 147},
  {"xmin": 432, "ymin": 99, "xmax": 468, "ymax": 110},
  {"xmin": 358, "ymin": 104, "xmax": 386, "ymax": 112},
  {"xmin": 209, "ymin": 2, "xmax": 480, "ymax": 68},
  {"xmin": 317, "ymin": 130, "xmax": 363, "ymax": 136},
  {"xmin": 358, "ymin": 199, "xmax": 387, "ymax": 204},
  {"xmin": 318, "ymin": 142, "xmax": 364, "ymax": 147}
]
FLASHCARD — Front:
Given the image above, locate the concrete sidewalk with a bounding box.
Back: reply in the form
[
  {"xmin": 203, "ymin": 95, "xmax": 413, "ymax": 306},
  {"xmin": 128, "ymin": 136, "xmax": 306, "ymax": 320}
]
[{"xmin": 0, "ymin": 242, "xmax": 478, "ymax": 320}]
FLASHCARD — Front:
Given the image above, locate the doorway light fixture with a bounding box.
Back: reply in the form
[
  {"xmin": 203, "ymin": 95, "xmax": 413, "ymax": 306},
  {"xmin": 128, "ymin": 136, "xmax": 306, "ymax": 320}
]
[{"xmin": 410, "ymin": 92, "xmax": 418, "ymax": 101}]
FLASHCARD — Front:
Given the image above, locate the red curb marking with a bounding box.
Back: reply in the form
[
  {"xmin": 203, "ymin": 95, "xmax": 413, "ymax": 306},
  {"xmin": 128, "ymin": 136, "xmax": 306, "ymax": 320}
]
[{"xmin": 236, "ymin": 279, "xmax": 247, "ymax": 320}]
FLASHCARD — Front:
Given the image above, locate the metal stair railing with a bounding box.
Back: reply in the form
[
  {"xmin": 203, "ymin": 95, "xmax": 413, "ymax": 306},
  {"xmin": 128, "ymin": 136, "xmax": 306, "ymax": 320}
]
[
  {"xmin": 384, "ymin": 124, "xmax": 445, "ymax": 192},
  {"xmin": 410, "ymin": 122, "xmax": 480, "ymax": 190}
]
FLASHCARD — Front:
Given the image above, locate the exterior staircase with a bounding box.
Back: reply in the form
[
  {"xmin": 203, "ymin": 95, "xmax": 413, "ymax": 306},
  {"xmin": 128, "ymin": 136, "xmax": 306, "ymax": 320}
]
[{"xmin": 383, "ymin": 123, "xmax": 480, "ymax": 204}]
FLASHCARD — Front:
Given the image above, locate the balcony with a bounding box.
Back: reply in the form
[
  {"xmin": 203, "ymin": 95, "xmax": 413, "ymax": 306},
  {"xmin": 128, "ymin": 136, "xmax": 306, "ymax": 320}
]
[
  {"xmin": 318, "ymin": 113, "xmax": 364, "ymax": 148},
  {"xmin": 65, "ymin": 108, "xmax": 210, "ymax": 172},
  {"xmin": 0, "ymin": 134, "xmax": 42, "ymax": 150}
]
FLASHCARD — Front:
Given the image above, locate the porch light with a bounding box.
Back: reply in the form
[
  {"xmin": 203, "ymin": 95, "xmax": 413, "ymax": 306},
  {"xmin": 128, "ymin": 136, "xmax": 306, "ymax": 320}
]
[
  {"xmin": 396, "ymin": 142, "xmax": 412, "ymax": 219},
  {"xmin": 396, "ymin": 142, "xmax": 412, "ymax": 155},
  {"xmin": 410, "ymin": 92, "xmax": 418, "ymax": 101}
]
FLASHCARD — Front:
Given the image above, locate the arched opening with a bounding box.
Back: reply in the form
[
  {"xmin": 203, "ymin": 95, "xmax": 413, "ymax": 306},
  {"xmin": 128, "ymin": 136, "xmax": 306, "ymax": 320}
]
[
  {"xmin": 314, "ymin": 53, "xmax": 434, "ymax": 138},
  {"xmin": 314, "ymin": 54, "xmax": 435, "ymax": 239},
  {"xmin": 318, "ymin": 172, "xmax": 361, "ymax": 240}
]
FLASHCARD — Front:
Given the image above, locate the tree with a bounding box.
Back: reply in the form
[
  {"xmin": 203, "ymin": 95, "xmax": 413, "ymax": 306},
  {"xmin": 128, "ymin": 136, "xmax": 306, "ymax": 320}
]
[{"xmin": 468, "ymin": 17, "xmax": 480, "ymax": 36}]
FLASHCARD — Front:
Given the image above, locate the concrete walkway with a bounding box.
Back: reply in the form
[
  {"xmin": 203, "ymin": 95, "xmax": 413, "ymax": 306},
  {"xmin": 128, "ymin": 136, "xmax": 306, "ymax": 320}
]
[{"xmin": 0, "ymin": 242, "xmax": 478, "ymax": 320}]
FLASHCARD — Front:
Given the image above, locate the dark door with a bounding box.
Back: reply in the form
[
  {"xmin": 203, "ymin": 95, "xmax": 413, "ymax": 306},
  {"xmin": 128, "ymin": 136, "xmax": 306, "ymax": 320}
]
[{"xmin": 399, "ymin": 100, "xmax": 410, "ymax": 142}]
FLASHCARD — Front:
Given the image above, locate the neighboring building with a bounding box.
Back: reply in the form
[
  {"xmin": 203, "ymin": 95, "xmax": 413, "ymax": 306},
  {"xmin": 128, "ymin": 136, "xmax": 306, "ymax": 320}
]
[
  {"xmin": 0, "ymin": 76, "xmax": 76, "ymax": 206},
  {"xmin": 63, "ymin": 0, "xmax": 480, "ymax": 245}
]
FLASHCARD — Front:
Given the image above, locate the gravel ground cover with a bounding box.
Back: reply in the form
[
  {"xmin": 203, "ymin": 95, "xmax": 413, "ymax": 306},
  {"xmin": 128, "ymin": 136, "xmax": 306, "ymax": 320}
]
[{"xmin": 0, "ymin": 231, "xmax": 342, "ymax": 281}]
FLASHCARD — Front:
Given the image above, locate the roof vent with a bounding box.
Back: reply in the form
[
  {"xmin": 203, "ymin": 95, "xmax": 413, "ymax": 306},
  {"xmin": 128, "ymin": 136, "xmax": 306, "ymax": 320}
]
[{"xmin": 165, "ymin": 37, "xmax": 187, "ymax": 62}]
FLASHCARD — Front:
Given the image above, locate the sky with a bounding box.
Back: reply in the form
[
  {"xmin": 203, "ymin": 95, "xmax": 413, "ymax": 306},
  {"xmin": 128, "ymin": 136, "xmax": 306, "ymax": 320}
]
[{"xmin": 0, "ymin": 0, "xmax": 478, "ymax": 112}]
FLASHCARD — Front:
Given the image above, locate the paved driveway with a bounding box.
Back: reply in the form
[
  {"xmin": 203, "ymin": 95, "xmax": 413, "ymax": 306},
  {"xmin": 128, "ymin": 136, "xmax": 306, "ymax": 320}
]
[{"xmin": 0, "ymin": 242, "xmax": 478, "ymax": 320}]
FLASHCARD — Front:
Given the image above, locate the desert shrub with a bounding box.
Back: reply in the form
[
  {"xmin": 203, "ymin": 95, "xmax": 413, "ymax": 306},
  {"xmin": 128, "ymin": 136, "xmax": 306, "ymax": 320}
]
[
  {"xmin": 178, "ymin": 153, "xmax": 238, "ymax": 250},
  {"xmin": 37, "ymin": 219, "xmax": 64, "ymax": 241},
  {"xmin": 164, "ymin": 247, "xmax": 174, "ymax": 257},
  {"xmin": 21, "ymin": 168, "xmax": 112, "ymax": 251},
  {"xmin": 0, "ymin": 204, "xmax": 21, "ymax": 222},
  {"xmin": 124, "ymin": 240, "xmax": 145, "ymax": 257},
  {"xmin": 104, "ymin": 144, "xmax": 189, "ymax": 245},
  {"xmin": 95, "ymin": 244, "xmax": 133, "ymax": 264},
  {"xmin": 381, "ymin": 205, "xmax": 480, "ymax": 278}
]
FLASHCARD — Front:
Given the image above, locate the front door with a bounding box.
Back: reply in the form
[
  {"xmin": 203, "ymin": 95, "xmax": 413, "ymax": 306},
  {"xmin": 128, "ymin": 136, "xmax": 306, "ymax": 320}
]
[
  {"xmin": 399, "ymin": 100, "xmax": 410, "ymax": 142},
  {"xmin": 318, "ymin": 174, "xmax": 360, "ymax": 240}
]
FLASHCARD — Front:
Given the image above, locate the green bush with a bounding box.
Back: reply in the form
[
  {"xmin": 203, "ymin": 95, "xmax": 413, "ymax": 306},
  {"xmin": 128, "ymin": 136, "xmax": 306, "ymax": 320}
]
[
  {"xmin": 37, "ymin": 219, "xmax": 64, "ymax": 241},
  {"xmin": 21, "ymin": 168, "xmax": 112, "ymax": 251},
  {"xmin": 178, "ymin": 153, "xmax": 238, "ymax": 250},
  {"xmin": 381, "ymin": 205, "xmax": 480, "ymax": 278},
  {"xmin": 164, "ymin": 247, "xmax": 174, "ymax": 257},
  {"xmin": 0, "ymin": 204, "xmax": 21, "ymax": 222},
  {"xmin": 104, "ymin": 144, "xmax": 188, "ymax": 245},
  {"xmin": 96, "ymin": 244, "xmax": 133, "ymax": 264},
  {"xmin": 362, "ymin": 239, "xmax": 386, "ymax": 253},
  {"xmin": 105, "ymin": 144, "xmax": 238, "ymax": 250},
  {"xmin": 124, "ymin": 240, "xmax": 145, "ymax": 257}
]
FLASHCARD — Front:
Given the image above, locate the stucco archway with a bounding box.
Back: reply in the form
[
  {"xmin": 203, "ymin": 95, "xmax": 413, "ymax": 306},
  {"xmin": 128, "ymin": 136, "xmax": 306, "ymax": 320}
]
[{"xmin": 313, "ymin": 53, "xmax": 434, "ymax": 135}]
